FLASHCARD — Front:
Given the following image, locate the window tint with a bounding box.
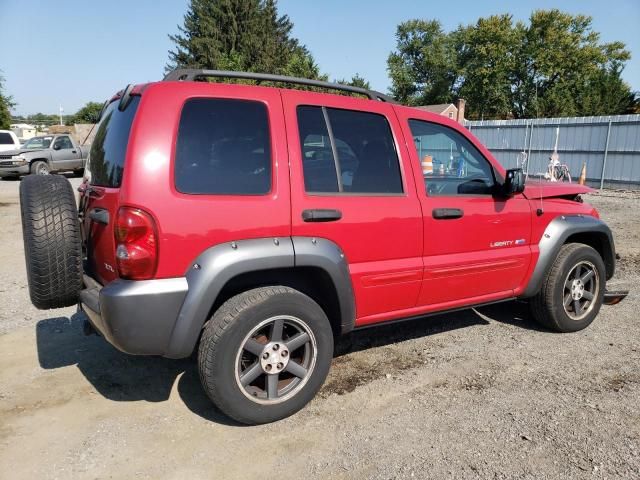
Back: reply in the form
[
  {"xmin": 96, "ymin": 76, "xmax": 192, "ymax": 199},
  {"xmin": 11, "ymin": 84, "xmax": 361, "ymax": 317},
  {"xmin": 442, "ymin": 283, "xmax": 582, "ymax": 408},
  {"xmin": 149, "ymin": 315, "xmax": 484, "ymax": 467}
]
[
  {"xmin": 297, "ymin": 106, "xmax": 339, "ymax": 193},
  {"xmin": 296, "ymin": 106, "xmax": 403, "ymax": 194},
  {"xmin": 409, "ymin": 119, "xmax": 495, "ymax": 196},
  {"xmin": 175, "ymin": 99, "xmax": 271, "ymax": 195},
  {"xmin": 89, "ymin": 97, "xmax": 140, "ymax": 187},
  {"xmin": 54, "ymin": 136, "xmax": 73, "ymax": 149},
  {"xmin": 0, "ymin": 132, "xmax": 13, "ymax": 145}
]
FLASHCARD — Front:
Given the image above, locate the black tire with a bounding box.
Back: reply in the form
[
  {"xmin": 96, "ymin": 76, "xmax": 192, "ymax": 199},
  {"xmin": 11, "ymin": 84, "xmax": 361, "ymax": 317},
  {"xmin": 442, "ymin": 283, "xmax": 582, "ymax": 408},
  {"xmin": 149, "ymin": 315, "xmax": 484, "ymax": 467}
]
[
  {"xmin": 198, "ymin": 286, "xmax": 334, "ymax": 425},
  {"xmin": 30, "ymin": 161, "xmax": 50, "ymax": 175},
  {"xmin": 19, "ymin": 175, "xmax": 83, "ymax": 309},
  {"xmin": 530, "ymin": 243, "xmax": 605, "ymax": 332}
]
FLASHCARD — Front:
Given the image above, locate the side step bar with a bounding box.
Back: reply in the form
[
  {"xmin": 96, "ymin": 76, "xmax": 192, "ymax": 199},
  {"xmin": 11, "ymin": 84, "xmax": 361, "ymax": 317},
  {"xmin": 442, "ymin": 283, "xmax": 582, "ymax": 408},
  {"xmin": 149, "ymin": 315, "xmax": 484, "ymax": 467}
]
[{"xmin": 604, "ymin": 290, "xmax": 629, "ymax": 305}]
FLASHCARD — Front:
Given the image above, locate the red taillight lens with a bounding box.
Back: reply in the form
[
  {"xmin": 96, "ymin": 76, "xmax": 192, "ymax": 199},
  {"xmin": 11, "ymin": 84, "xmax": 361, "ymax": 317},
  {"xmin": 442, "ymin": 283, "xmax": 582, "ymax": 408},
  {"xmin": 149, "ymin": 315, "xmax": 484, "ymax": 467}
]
[{"xmin": 114, "ymin": 207, "xmax": 158, "ymax": 280}]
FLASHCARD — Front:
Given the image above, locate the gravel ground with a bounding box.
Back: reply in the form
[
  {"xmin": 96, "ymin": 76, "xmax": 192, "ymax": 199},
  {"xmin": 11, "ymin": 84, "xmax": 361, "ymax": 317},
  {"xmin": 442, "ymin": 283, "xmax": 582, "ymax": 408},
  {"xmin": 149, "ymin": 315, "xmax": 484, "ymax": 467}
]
[{"xmin": 0, "ymin": 177, "xmax": 638, "ymax": 480}]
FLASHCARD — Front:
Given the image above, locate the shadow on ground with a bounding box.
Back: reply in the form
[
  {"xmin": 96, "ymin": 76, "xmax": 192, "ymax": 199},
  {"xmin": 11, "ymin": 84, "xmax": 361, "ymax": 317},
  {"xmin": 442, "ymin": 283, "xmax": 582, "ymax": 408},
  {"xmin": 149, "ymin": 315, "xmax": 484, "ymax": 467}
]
[{"xmin": 35, "ymin": 300, "xmax": 541, "ymax": 424}]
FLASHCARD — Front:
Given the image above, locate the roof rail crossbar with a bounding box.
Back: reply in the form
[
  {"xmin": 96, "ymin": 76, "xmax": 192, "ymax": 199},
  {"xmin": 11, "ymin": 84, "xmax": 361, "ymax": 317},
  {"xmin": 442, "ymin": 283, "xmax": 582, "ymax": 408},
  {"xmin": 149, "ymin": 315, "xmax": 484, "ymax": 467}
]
[{"xmin": 163, "ymin": 69, "xmax": 397, "ymax": 103}]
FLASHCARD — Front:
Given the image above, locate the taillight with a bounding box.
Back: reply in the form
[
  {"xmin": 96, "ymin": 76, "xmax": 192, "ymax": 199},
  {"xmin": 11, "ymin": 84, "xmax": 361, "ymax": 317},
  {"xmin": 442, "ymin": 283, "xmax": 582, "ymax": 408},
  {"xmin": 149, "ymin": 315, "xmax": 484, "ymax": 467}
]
[{"xmin": 114, "ymin": 207, "xmax": 158, "ymax": 280}]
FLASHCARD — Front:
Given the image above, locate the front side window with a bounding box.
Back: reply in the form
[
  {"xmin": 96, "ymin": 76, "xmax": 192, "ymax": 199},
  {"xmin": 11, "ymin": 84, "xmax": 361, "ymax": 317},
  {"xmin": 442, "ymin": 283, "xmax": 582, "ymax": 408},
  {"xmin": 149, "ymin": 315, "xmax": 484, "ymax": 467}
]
[
  {"xmin": 409, "ymin": 119, "xmax": 495, "ymax": 196},
  {"xmin": 54, "ymin": 136, "xmax": 73, "ymax": 149},
  {"xmin": 297, "ymin": 106, "xmax": 403, "ymax": 194},
  {"xmin": 175, "ymin": 99, "xmax": 271, "ymax": 195}
]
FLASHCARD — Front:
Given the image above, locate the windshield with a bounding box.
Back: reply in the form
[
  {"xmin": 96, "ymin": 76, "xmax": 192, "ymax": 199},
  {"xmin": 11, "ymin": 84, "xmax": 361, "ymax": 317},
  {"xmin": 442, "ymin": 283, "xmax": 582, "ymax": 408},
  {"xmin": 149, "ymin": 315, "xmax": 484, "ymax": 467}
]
[{"xmin": 22, "ymin": 136, "xmax": 53, "ymax": 149}]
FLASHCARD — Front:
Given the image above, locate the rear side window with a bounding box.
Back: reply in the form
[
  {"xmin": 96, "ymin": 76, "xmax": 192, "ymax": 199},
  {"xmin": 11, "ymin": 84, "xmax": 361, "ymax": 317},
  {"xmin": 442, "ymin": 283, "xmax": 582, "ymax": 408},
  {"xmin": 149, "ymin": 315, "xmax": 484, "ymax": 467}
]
[
  {"xmin": 297, "ymin": 106, "xmax": 403, "ymax": 194},
  {"xmin": 89, "ymin": 96, "xmax": 140, "ymax": 187},
  {"xmin": 174, "ymin": 99, "xmax": 271, "ymax": 195},
  {"xmin": 0, "ymin": 132, "xmax": 14, "ymax": 145}
]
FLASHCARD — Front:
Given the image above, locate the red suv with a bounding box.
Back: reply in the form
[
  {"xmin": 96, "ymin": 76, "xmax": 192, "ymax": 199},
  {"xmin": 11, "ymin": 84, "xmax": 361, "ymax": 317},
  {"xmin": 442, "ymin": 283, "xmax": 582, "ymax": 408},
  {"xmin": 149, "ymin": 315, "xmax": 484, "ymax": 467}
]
[{"xmin": 19, "ymin": 70, "xmax": 627, "ymax": 424}]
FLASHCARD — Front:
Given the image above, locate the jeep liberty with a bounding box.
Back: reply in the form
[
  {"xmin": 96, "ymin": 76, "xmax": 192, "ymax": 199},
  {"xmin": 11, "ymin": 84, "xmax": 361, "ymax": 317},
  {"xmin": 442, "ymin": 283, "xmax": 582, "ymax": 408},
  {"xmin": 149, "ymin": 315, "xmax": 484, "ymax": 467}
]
[{"xmin": 19, "ymin": 70, "xmax": 628, "ymax": 424}]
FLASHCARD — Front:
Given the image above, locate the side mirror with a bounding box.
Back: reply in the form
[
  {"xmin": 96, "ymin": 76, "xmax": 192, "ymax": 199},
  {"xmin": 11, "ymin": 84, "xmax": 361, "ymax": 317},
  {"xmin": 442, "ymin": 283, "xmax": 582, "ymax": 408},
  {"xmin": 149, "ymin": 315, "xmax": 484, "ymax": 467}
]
[
  {"xmin": 53, "ymin": 144, "xmax": 61, "ymax": 150},
  {"xmin": 501, "ymin": 168, "xmax": 525, "ymax": 196}
]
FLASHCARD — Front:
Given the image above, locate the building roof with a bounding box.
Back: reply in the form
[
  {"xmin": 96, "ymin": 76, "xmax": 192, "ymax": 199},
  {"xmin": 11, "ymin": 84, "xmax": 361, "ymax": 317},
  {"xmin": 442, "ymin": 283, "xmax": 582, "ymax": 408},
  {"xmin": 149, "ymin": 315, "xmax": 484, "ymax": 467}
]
[{"xmin": 415, "ymin": 104, "xmax": 456, "ymax": 114}]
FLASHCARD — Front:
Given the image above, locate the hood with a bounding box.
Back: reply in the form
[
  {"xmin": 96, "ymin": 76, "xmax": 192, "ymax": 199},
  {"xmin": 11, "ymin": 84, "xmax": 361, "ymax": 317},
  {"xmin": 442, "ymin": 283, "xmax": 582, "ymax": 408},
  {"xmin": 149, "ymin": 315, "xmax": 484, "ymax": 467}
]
[
  {"xmin": 522, "ymin": 179, "xmax": 594, "ymax": 200},
  {"xmin": 0, "ymin": 148, "xmax": 44, "ymax": 156}
]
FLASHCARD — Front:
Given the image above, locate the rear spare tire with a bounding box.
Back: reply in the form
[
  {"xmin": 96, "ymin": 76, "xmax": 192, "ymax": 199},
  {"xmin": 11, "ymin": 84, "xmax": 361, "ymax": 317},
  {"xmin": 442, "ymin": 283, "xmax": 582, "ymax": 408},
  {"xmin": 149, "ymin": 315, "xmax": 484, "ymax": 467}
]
[{"xmin": 19, "ymin": 175, "xmax": 83, "ymax": 309}]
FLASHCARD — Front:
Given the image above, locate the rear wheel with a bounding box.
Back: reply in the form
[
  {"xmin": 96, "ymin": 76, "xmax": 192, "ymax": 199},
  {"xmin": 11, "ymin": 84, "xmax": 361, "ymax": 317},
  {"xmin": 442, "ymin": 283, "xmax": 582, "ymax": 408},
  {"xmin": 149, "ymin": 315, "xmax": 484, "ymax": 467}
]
[
  {"xmin": 198, "ymin": 286, "xmax": 333, "ymax": 424},
  {"xmin": 19, "ymin": 175, "xmax": 82, "ymax": 309},
  {"xmin": 530, "ymin": 243, "xmax": 605, "ymax": 332}
]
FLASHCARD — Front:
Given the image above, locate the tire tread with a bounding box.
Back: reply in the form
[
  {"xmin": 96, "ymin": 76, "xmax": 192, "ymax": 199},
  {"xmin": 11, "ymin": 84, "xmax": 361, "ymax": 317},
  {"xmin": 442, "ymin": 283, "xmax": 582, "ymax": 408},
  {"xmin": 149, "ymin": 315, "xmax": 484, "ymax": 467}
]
[{"xmin": 19, "ymin": 175, "xmax": 82, "ymax": 309}]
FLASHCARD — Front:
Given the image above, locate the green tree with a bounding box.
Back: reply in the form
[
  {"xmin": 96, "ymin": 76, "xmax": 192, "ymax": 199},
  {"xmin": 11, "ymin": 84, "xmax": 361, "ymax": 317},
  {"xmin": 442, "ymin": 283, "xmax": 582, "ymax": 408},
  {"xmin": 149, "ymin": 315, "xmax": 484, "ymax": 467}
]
[
  {"xmin": 453, "ymin": 15, "xmax": 520, "ymax": 119},
  {"xmin": 388, "ymin": 9, "xmax": 637, "ymax": 118},
  {"xmin": 68, "ymin": 101, "xmax": 104, "ymax": 124},
  {"xmin": 335, "ymin": 74, "xmax": 371, "ymax": 90},
  {"xmin": 387, "ymin": 20, "xmax": 458, "ymax": 106},
  {"xmin": 0, "ymin": 72, "xmax": 16, "ymax": 129},
  {"xmin": 167, "ymin": 0, "xmax": 323, "ymax": 79}
]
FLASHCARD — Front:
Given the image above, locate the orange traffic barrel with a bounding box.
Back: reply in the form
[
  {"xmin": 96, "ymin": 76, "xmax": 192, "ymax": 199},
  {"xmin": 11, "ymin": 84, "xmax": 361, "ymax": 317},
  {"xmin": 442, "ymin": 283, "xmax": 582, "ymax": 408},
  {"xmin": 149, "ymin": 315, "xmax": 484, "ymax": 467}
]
[{"xmin": 422, "ymin": 155, "xmax": 433, "ymax": 175}]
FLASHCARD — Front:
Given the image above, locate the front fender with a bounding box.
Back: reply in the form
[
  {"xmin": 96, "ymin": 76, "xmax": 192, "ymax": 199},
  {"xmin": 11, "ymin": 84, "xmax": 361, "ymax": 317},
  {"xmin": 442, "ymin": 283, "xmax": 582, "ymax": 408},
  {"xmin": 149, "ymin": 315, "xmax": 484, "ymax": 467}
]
[{"xmin": 521, "ymin": 215, "xmax": 615, "ymax": 298}]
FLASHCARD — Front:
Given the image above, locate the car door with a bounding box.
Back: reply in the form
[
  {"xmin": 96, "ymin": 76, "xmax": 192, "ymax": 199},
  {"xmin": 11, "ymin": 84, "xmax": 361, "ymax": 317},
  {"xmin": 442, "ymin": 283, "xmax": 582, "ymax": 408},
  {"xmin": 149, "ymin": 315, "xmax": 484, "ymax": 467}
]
[
  {"xmin": 282, "ymin": 91, "xmax": 423, "ymax": 326},
  {"xmin": 51, "ymin": 136, "xmax": 79, "ymax": 170},
  {"xmin": 395, "ymin": 109, "xmax": 532, "ymax": 307}
]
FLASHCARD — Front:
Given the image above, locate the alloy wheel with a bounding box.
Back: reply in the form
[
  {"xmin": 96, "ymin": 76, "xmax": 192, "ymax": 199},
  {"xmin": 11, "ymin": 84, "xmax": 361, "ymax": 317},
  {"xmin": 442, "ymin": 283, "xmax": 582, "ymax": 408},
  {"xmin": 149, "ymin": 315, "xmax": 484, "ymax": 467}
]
[
  {"xmin": 563, "ymin": 260, "xmax": 599, "ymax": 321},
  {"xmin": 234, "ymin": 315, "xmax": 317, "ymax": 404}
]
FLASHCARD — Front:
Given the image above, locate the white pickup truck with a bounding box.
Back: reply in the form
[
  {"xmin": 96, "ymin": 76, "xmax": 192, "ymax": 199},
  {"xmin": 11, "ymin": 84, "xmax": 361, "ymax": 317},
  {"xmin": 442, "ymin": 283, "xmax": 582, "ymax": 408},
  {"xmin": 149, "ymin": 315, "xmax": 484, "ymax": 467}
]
[
  {"xmin": 0, "ymin": 130, "xmax": 21, "ymax": 152},
  {"xmin": 0, "ymin": 134, "xmax": 89, "ymax": 178}
]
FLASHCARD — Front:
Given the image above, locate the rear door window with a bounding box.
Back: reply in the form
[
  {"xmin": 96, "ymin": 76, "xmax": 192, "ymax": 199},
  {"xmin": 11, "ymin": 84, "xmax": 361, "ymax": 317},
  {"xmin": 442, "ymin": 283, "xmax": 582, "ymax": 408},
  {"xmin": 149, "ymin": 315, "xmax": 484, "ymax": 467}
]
[
  {"xmin": 89, "ymin": 97, "xmax": 140, "ymax": 187},
  {"xmin": 174, "ymin": 98, "xmax": 271, "ymax": 195},
  {"xmin": 296, "ymin": 106, "xmax": 403, "ymax": 194}
]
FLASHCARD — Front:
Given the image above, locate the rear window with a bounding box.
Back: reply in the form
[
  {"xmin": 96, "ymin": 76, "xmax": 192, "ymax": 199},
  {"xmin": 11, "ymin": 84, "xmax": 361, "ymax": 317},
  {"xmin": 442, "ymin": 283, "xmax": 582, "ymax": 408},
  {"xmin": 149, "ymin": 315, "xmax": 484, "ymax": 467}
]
[
  {"xmin": 174, "ymin": 98, "xmax": 271, "ymax": 195},
  {"xmin": 88, "ymin": 96, "xmax": 140, "ymax": 187},
  {"xmin": 0, "ymin": 132, "xmax": 14, "ymax": 145}
]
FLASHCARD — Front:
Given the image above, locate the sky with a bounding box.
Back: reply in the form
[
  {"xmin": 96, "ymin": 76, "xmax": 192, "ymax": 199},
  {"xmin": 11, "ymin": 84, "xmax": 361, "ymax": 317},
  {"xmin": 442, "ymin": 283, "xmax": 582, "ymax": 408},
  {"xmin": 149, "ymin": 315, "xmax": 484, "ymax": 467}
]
[{"xmin": 1, "ymin": 0, "xmax": 639, "ymax": 116}]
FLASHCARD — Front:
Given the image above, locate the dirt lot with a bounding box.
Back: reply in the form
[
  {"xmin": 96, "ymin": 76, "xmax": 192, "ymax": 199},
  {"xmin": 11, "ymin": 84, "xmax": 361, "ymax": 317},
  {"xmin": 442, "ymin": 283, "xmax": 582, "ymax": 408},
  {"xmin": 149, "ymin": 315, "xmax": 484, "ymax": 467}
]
[{"xmin": 1, "ymin": 177, "xmax": 638, "ymax": 480}]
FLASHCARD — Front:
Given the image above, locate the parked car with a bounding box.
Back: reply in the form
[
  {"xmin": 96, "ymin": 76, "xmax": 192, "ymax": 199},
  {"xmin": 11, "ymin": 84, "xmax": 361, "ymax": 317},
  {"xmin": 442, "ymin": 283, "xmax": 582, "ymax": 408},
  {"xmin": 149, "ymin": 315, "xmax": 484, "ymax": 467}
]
[
  {"xmin": 0, "ymin": 129, "xmax": 21, "ymax": 152},
  {"xmin": 19, "ymin": 70, "xmax": 627, "ymax": 424},
  {"xmin": 0, "ymin": 134, "xmax": 88, "ymax": 178}
]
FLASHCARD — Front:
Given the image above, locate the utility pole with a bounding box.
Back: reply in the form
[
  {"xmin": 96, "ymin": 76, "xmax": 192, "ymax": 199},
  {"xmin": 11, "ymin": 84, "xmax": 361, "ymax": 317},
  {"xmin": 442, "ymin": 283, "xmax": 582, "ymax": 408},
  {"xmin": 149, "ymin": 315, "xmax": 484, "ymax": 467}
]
[{"xmin": 59, "ymin": 105, "xmax": 64, "ymax": 125}]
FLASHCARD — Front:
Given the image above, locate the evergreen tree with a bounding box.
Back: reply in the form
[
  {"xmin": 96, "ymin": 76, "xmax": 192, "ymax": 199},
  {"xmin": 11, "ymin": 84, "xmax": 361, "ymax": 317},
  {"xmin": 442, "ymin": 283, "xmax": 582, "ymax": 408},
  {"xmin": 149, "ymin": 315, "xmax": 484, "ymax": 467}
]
[{"xmin": 167, "ymin": 0, "xmax": 323, "ymax": 79}]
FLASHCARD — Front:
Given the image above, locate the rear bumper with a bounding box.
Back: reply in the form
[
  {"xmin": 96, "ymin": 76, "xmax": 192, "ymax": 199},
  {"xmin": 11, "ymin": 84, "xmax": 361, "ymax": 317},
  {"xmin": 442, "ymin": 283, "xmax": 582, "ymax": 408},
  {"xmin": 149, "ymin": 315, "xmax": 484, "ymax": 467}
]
[{"xmin": 80, "ymin": 275, "xmax": 188, "ymax": 356}]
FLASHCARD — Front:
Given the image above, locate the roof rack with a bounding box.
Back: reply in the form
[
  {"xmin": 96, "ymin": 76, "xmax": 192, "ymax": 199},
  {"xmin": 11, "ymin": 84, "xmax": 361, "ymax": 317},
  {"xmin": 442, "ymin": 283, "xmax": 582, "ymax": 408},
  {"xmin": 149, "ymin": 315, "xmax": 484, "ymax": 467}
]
[{"xmin": 163, "ymin": 69, "xmax": 397, "ymax": 103}]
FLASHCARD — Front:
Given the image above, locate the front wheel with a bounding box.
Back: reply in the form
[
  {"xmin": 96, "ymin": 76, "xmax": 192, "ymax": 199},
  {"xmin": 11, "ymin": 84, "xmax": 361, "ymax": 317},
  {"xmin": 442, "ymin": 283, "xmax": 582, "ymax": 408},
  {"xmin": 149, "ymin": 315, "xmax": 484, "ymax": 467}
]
[
  {"xmin": 30, "ymin": 161, "xmax": 50, "ymax": 175},
  {"xmin": 198, "ymin": 286, "xmax": 334, "ymax": 424},
  {"xmin": 530, "ymin": 243, "xmax": 605, "ymax": 332}
]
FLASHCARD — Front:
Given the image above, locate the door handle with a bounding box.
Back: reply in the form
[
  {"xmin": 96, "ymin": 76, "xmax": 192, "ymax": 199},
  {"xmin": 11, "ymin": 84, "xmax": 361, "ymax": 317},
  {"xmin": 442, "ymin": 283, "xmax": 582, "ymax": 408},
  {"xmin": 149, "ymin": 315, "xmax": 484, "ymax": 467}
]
[
  {"xmin": 432, "ymin": 208, "xmax": 464, "ymax": 220},
  {"xmin": 302, "ymin": 209, "xmax": 342, "ymax": 222},
  {"xmin": 72, "ymin": 150, "xmax": 77, "ymax": 153}
]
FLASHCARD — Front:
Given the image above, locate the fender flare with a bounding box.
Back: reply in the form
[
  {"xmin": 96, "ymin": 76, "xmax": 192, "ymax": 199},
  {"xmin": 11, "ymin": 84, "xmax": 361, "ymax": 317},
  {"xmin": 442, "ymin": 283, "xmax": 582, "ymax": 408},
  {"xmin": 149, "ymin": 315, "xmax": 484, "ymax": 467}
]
[
  {"xmin": 29, "ymin": 158, "xmax": 52, "ymax": 171},
  {"xmin": 521, "ymin": 215, "xmax": 615, "ymax": 298},
  {"xmin": 165, "ymin": 236, "xmax": 355, "ymax": 359}
]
